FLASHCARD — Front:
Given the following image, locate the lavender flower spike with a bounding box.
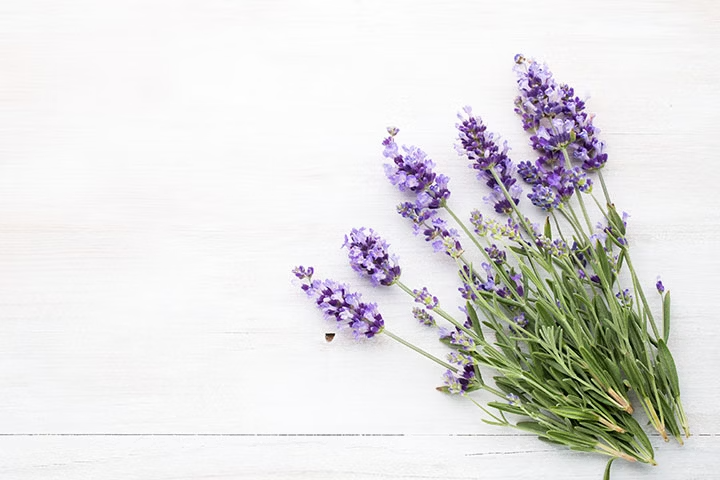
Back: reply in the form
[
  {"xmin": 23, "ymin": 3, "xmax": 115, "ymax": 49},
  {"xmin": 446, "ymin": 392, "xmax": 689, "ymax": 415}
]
[
  {"xmin": 513, "ymin": 55, "xmax": 603, "ymax": 210},
  {"xmin": 456, "ymin": 106, "xmax": 521, "ymax": 215},
  {"xmin": 396, "ymin": 202, "xmax": 464, "ymax": 258},
  {"xmin": 383, "ymin": 128, "xmax": 450, "ymax": 208},
  {"xmin": 343, "ymin": 227, "xmax": 401, "ymax": 286},
  {"xmin": 514, "ymin": 55, "xmax": 606, "ymax": 173},
  {"xmin": 294, "ymin": 266, "xmax": 385, "ymax": 339}
]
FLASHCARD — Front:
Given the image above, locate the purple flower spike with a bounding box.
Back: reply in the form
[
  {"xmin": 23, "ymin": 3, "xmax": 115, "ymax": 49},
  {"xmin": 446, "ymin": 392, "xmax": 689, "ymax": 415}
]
[
  {"xmin": 513, "ymin": 55, "xmax": 607, "ymax": 209},
  {"xmin": 383, "ymin": 129, "xmax": 451, "ymax": 209},
  {"xmin": 343, "ymin": 227, "xmax": 401, "ymax": 287},
  {"xmin": 296, "ymin": 271, "xmax": 385, "ymax": 339},
  {"xmin": 456, "ymin": 107, "xmax": 521, "ymax": 214},
  {"xmin": 456, "ymin": 106, "xmax": 507, "ymax": 170},
  {"xmin": 397, "ymin": 202, "xmax": 464, "ymax": 258}
]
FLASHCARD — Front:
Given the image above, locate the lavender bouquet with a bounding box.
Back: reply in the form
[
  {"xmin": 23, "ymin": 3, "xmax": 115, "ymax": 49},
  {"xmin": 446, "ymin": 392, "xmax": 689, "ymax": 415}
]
[{"xmin": 293, "ymin": 55, "xmax": 689, "ymax": 477}]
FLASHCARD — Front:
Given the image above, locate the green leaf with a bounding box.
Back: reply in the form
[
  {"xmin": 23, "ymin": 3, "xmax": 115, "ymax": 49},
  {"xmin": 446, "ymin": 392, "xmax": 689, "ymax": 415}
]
[
  {"xmin": 509, "ymin": 246, "xmax": 530, "ymax": 257},
  {"xmin": 657, "ymin": 339, "xmax": 681, "ymax": 396},
  {"xmin": 518, "ymin": 262, "xmax": 542, "ymax": 290},
  {"xmin": 579, "ymin": 346, "xmax": 610, "ymax": 388},
  {"xmin": 546, "ymin": 430, "xmax": 597, "ymax": 449},
  {"xmin": 516, "ymin": 421, "xmax": 548, "ymax": 435},
  {"xmin": 537, "ymin": 436, "xmax": 565, "ymax": 446},
  {"xmin": 549, "ymin": 406, "xmax": 597, "ymax": 421},
  {"xmin": 603, "ymin": 458, "xmax": 616, "ymax": 480},
  {"xmin": 535, "ymin": 300, "xmax": 556, "ymax": 327},
  {"xmin": 568, "ymin": 445, "xmax": 596, "ymax": 453},
  {"xmin": 606, "ymin": 203, "xmax": 626, "ymax": 236},
  {"xmin": 594, "ymin": 241, "xmax": 613, "ymax": 285},
  {"xmin": 617, "ymin": 250, "xmax": 626, "ymax": 270},
  {"xmin": 466, "ymin": 301, "xmax": 484, "ymax": 341},
  {"xmin": 593, "ymin": 295, "xmax": 610, "ymax": 321},
  {"xmin": 493, "ymin": 377, "xmax": 523, "ymax": 397},
  {"xmin": 599, "ymin": 352, "xmax": 623, "ymax": 387},
  {"xmin": 531, "ymin": 388, "xmax": 556, "ymax": 407},
  {"xmin": 663, "ymin": 291, "xmax": 671, "ymax": 342},
  {"xmin": 621, "ymin": 414, "xmax": 654, "ymax": 457},
  {"xmin": 488, "ymin": 401, "xmax": 525, "ymax": 416},
  {"xmin": 544, "ymin": 216, "xmax": 552, "ymax": 239}
]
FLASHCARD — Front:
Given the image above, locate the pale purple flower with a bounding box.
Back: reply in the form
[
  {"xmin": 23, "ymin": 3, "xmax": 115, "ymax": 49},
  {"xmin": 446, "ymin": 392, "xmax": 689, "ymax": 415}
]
[
  {"xmin": 456, "ymin": 106, "xmax": 521, "ymax": 214},
  {"xmin": 295, "ymin": 268, "xmax": 385, "ymax": 339},
  {"xmin": 343, "ymin": 227, "xmax": 401, "ymax": 286},
  {"xmin": 513, "ymin": 55, "xmax": 606, "ymax": 209},
  {"xmin": 383, "ymin": 129, "xmax": 450, "ymax": 208}
]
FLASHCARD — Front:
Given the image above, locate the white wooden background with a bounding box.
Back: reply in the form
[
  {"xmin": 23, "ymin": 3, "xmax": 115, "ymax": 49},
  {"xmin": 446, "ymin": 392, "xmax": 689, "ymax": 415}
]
[{"xmin": 1, "ymin": 1, "xmax": 719, "ymax": 478}]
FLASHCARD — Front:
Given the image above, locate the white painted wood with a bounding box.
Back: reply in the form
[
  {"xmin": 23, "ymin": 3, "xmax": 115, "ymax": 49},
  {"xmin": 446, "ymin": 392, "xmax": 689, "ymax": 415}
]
[{"xmin": 0, "ymin": 0, "xmax": 718, "ymax": 477}]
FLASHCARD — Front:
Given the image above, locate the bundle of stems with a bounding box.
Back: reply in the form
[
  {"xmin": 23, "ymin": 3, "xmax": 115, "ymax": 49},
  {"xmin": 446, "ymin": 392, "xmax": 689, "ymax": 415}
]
[{"xmin": 293, "ymin": 55, "xmax": 688, "ymax": 476}]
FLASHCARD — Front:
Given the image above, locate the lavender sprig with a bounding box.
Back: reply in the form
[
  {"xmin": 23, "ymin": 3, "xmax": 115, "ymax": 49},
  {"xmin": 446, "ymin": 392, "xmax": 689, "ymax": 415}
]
[
  {"xmin": 384, "ymin": 129, "xmax": 465, "ymax": 258},
  {"xmin": 456, "ymin": 106, "xmax": 522, "ymax": 215},
  {"xmin": 295, "ymin": 267, "xmax": 384, "ymax": 339}
]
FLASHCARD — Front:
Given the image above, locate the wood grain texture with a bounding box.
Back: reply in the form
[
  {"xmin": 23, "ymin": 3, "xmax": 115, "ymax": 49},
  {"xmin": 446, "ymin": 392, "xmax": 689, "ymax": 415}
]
[{"xmin": 0, "ymin": 0, "xmax": 718, "ymax": 478}]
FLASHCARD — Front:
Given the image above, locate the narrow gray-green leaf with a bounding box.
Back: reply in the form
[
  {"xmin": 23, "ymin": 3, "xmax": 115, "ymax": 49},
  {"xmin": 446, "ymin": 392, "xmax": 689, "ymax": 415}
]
[
  {"xmin": 657, "ymin": 339, "xmax": 680, "ymax": 396},
  {"xmin": 466, "ymin": 301, "xmax": 484, "ymax": 341},
  {"xmin": 603, "ymin": 458, "xmax": 616, "ymax": 480},
  {"xmin": 663, "ymin": 290, "xmax": 671, "ymax": 342},
  {"xmin": 544, "ymin": 216, "xmax": 552, "ymax": 239},
  {"xmin": 516, "ymin": 421, "xmax": 548, "ymax": 435}
]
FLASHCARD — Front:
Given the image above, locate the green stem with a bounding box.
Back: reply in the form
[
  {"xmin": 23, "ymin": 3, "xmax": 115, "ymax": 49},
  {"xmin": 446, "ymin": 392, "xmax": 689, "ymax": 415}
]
[
  {"xmin": 382, "ymin": 329, "xmax": 457, "ymax": 371},
  {"xmin": 443, "ymin": 203, "xmax": 523, "ymax": 303},
  {"xmin": 489, "ymin": 169, "xmax": 536, "ymax": 238},
  {"xmin": 443, "ymin": 204, "xmax": 486, "ymax": 254},
  {"xmin": 598, "ymin": 170, "xmax": 613, "ymax": 206},
  {"xmin": 560, "ymin": 147, "xmax": 594, "ymax": 233}
]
